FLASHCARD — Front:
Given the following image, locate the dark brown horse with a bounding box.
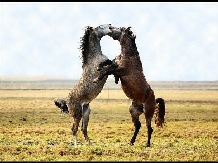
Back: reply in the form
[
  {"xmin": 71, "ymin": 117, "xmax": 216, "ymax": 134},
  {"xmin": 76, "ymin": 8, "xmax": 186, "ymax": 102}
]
[{"xmin": 94, "ymin": 27, "xmax": 165, "ymax": 147}]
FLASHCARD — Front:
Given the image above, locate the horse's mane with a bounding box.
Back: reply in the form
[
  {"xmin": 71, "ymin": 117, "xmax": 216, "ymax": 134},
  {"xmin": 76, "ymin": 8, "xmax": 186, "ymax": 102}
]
[
  {"xmin": 123, "ymin": 27, "xmax": 139, "ymax": 57},
  {"xmin": 79, "ymin": 26, "xmax": 93, "ymax": 67}
]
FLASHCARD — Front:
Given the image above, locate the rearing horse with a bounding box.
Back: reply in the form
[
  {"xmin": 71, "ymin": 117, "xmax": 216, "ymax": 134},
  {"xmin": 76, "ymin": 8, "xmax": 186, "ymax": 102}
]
[
  {"xmin": 94, "ymin": 27, "xmax": 165, "ymax": 147},
  {"xmin": 54, "ymin": 24, "xmax": 121, "ymax": 146}
]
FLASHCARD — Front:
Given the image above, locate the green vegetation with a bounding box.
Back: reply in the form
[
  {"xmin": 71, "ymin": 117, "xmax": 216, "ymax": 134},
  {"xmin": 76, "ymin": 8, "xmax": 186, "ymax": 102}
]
[{"xmin": 0, "ymin": 87, "xmax": 218, "ymax": 161}]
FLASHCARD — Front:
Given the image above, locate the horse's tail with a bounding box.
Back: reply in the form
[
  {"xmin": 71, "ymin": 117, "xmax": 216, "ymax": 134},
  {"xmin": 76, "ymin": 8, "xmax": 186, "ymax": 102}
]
[
  {"xmin": 54, "ymin": 98, "xmax": 69, "ymax": 114},
  {"xmin": 154, "ymin": 97, "xmax": 165, "ymax": 127}
]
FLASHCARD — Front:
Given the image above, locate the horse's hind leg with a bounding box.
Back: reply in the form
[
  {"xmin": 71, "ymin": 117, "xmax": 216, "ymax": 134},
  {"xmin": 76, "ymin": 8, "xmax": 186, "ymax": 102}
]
[
  {"xmin": 71, "ymin": 117, "xmax": 81, "ymax": 146},
  {"xmin": 70, "ymin": 104, "xmax": 82, "ymax": 146},
  {"xmin": 81, "ymin": 103, "xmax": 91, "ymax": 145},
  {"xmin": 129, "ymin": 101, "xmax": 143, "ymax": 145},
  {"xmin": 144, "ymin": 110, "xmax": 153, "ymax": 147},
  {"xmin": 144, "ymin": 92, "xmax": 156, "ymax": 147}
]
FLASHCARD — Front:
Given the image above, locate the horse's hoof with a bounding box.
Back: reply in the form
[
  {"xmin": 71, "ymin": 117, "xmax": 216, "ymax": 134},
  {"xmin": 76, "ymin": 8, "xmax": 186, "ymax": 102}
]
[
  {"xmin": 68, "ymin": 141, "xmax": 74, "ymax": 146},
  {"xmin": 62, "ymin": 110, "xmax": 69, "ymax": 114},
  {"xmin": 146, "ymin": 144, "xmax": 151, "ymax": 147},
  {"xmin": 97, "ymin": 66, "xmax": 102, "ymax": 71},
  {"xmin": 93, "ymin": 78, "xmax": 99, "ymax": 84},
  {"xmin": 129, "ymin": 142, "xmax": 134, "ymax": 146},
  {"xmin": 88, "ymin": 142, "xmax": 92, "ymax": 146}
]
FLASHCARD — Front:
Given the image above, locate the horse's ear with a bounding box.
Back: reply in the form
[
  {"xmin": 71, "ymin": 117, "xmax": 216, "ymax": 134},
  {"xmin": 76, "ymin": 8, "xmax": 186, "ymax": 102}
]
[
  {"xmin": 125, "ymin": 27, "xmax": 131, "ymax": 32},
  {"xmin": 121, "ymin": 27, "xmax": 126, "ymax": 31},
  {"xmin": 86, "ymin": 26, "xmax": 93, "ymax": 31},
  {"xmin": 127, "ymin": 27, "xmax": 131, "ymax": 30}
]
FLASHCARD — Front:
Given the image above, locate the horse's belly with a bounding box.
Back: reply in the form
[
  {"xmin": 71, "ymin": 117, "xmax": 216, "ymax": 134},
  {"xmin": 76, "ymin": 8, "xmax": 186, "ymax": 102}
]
[
  {"xmin": 80, "ymin": 76, "xmax": 107, "ymax": 103},
  {"xmin": 120, "ymin": 76, "xmax": 147, "ymax": 103},
  {"xmin": 122, "ymin": 86, "xmax": 145, "ymax": 102}
]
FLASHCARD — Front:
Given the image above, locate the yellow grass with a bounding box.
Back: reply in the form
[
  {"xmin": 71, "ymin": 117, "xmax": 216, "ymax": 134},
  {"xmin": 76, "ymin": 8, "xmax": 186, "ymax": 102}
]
[
  {"xmin": 1, "ymin": 89, "xmax": 217, "ymax": 101},
  {"xmin": 0, "ymin": 89, "xmax": 218, "ymax": 161}
]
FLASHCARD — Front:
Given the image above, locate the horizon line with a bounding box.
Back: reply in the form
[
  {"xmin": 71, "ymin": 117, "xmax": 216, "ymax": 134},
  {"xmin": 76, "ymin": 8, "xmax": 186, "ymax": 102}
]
[{"xmin": 0, "ymin": 75, "xmax": 217, "ymax": 82}]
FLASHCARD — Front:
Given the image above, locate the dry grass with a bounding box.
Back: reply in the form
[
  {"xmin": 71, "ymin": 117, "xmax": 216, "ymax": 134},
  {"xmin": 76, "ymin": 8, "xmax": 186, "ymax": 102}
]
[{"xmin": 0, "ymin": 89, "xmax": 218, "ymax": 161}]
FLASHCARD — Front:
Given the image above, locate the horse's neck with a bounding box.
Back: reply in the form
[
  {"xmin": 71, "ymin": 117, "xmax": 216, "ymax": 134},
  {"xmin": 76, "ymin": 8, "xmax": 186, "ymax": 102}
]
[
  {"xmin": 88, "ymin": 36, "xmax": 102, "ymax": 57},
  {"xmin": 82, "ymin": 37, "xmax": 103, "ymax": 68},
  {"xmin": 120, "ymin": 41, "xmax": 138, "ymax": 57},
  {"xmin": 119, "ymin": 39, "xmax": 143, "ymax": 70}
]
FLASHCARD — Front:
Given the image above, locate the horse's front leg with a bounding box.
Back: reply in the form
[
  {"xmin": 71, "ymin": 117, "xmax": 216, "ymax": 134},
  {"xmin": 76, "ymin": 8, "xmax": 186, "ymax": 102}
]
[
  {"xmin": 114, "ymin": 74, "xmax": 120, "ymax": 84},
  {"xmin": 93, "ymin": 64, "xmax": 117, "ymax": 84},
  {"xmin": 97, "ymin": 59, "xmax": 113, "ymax": 71},
  {"xmin": 81, "ymin": 103, "xmax": 92, "ymax": 145}
]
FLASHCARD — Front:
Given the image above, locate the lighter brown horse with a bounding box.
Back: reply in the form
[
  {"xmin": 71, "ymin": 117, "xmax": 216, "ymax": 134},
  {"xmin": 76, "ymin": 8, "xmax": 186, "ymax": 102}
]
[{"xmin": 94, "ymin": 27, "xmax": 165, "ymax": 147}]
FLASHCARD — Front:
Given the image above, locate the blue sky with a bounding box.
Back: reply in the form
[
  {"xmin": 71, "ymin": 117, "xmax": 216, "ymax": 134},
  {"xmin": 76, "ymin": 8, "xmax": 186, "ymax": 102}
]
[{"xmin": 0, "ymin": 2, "xmax": 217, "ymax": 81}]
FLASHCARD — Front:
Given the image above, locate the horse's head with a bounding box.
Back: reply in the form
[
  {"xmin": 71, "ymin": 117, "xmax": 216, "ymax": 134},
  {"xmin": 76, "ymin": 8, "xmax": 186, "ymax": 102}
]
[
  {"xmin": 94, "ymin": 24, "xmax": 116, "ymax": 38},
  {"xmin": 108, "ymin": 26, "xmax": 136, "ymax": 42},
  {"xmin": 80, "ymin": 24, "xmax": 119, "ymax": 67},
  {"xmin": 107, "ymin": 25, "xmax": 122, "ymax": 40},
  {"xmin": 121, "ymin": 27, "xmax": 136, "ymax": 40}
]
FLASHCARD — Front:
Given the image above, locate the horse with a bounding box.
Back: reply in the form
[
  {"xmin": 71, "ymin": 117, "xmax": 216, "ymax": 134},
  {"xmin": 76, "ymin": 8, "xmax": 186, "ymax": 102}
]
[
  {"xmin": 93, "ymin": 27, "xmax": 166, "ymax": 147},
  {"xmin": 54, "ymin": 24, "xmax": 121, "ymax": 146}
]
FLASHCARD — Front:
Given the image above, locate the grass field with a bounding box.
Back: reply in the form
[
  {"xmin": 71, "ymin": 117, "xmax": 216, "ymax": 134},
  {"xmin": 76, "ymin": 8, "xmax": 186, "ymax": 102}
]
[{"xmin": 0, "ymin": 85, "xmax": 218, "ymax": 161}]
